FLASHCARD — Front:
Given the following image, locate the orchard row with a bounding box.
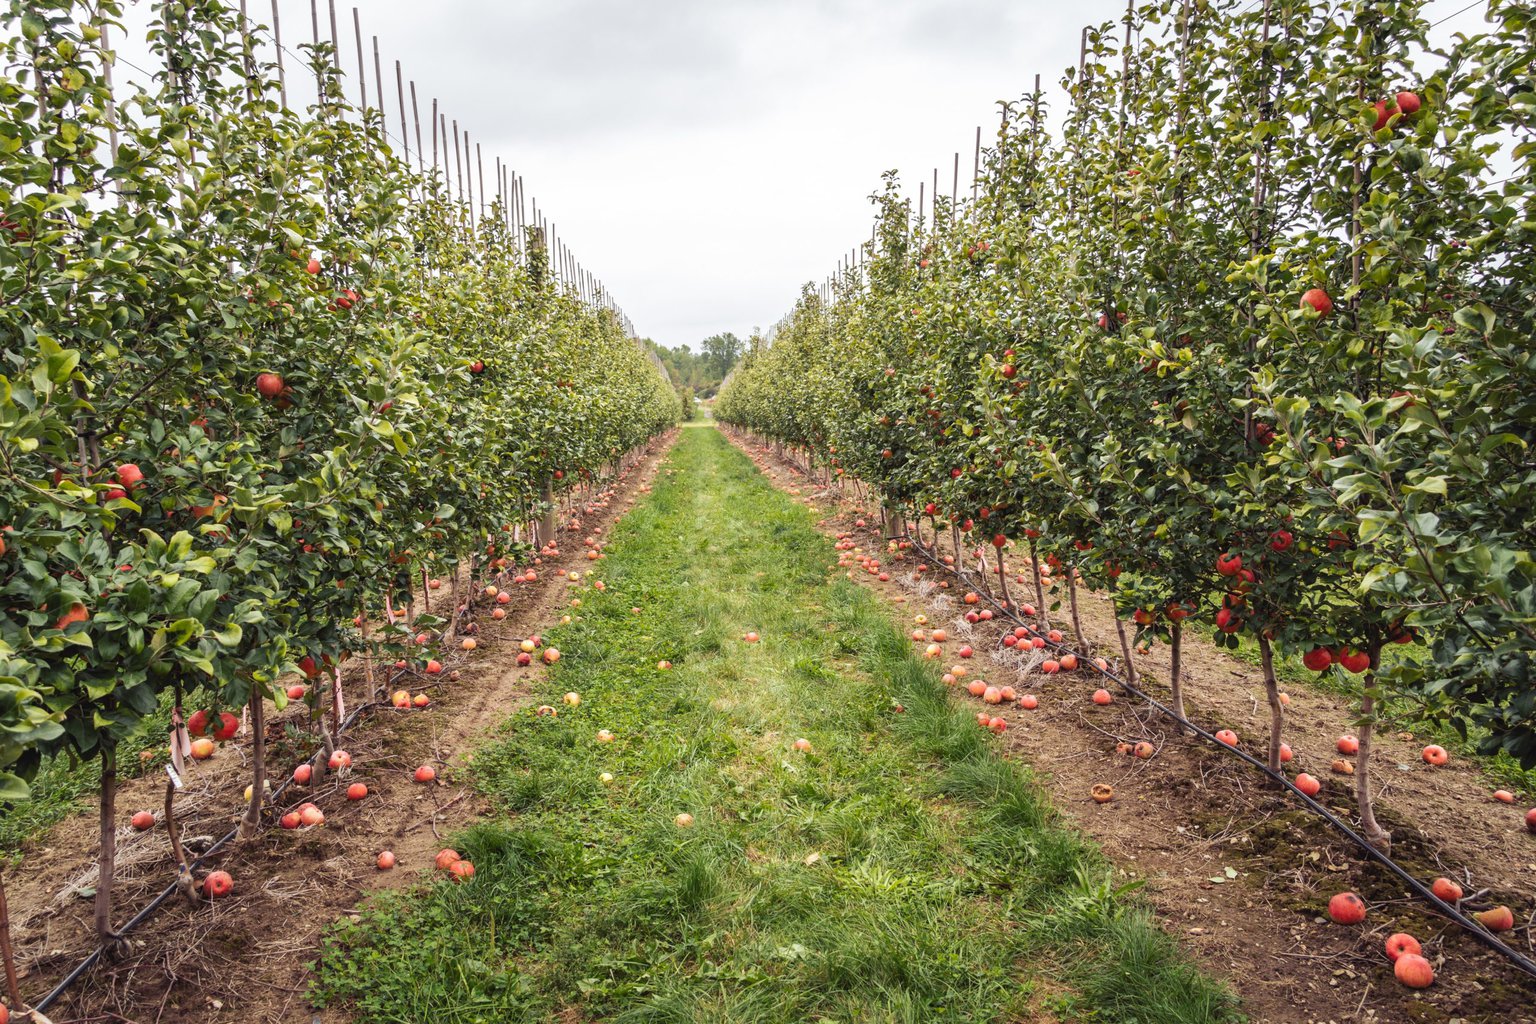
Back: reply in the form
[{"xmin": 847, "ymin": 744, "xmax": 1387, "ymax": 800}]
[
  {"xmin": 718, "ymin": 0, "xmax": 1536, "ymax": 850},
  {"xmin": 0, "ymin": 0, "xmax": 677, "ymax": 947}
]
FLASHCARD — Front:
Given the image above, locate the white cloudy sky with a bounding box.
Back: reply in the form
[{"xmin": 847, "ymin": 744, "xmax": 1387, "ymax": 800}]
[{"xmin": 113, "ymin": 0, "xmax": 1491, "ymax": 350}]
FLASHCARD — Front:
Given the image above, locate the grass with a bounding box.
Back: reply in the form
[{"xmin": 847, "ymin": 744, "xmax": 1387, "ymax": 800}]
[{"xmin": 311, "ymin": 426, "xmax": 1241, "ymax": 1023}]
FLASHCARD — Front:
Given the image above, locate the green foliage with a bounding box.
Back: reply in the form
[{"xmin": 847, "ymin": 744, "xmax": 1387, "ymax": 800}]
[
  {"xmin": 313, "ymin": 427, "xmax": 1235, "ymax": 1023},
  {"xmin": 718, "ymin": 0, "xmax": 1536, "ymax": 769},
  {"xmin": 0, "ymin": 0, "xmax": 676, "ymax": 814},
  {"xmin": 644, "ymin": 335, "xmax": 744, "ymax": 398}
]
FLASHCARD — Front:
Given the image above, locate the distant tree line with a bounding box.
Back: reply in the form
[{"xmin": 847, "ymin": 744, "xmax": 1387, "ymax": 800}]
[{"xmin": 644, "ymin": 332, "xmax": 746, "ymax": 413}]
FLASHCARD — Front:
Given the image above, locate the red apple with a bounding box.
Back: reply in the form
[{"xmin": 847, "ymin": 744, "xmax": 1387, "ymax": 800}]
[
  {"xmin": 131, "ymin": 810, "xmax": 155, "ymax": 830},
  {"xmin": 1430, "ymin": 877, "xmax": 1462, "ymax": 902},
  {"xmin": 1475, "ymin": 905, "xmax": 1514, "ymax": 932},
  {"xmin": 203, "ymin": 870, "xmax": 234, "ymax": 899},
  {"xmin": 1394, "ymin": 953, "xmax": 1434, "ymax": 989},
  {"xmin": 377, "ymin": 850, "xmax": 396, "ymax": 870},
  {"xmin": 1338, "ymin": 648, "xmax": 1370, "ymax": 673},
  {"xmin": 1384, "ymin": 932, "xmax": 1421, "ymax": 962},
  {"xmin": 1302, "ymin": 647, "xmax": 1333, "ymax": 672},
  {"xmin": 1327, "ymin": 891, "xmax": 1366, "ymax": 925},
  {"xmin": 346, "ymin": 782, "xmax": 367, "ymax": 800},
  {"xmin": 256, "ymin": 372, "xmax": 285, "ymax": 399},
  {"xmin": 211, "ymin": 712, "xmax": 239, "ymax": 741},
  {"xmin": 1295, "ymin": 773, "xmax": 1322, "ymax": 797},
  {"xmin": 1300, "ymin": 288, "xmax": 1333, "ymax": 316}
]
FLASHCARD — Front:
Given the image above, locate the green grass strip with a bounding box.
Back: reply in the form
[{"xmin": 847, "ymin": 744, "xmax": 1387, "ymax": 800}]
[{"xmin": 312, "ymin": 425, "xmax": 1240, "ymax": 1023}]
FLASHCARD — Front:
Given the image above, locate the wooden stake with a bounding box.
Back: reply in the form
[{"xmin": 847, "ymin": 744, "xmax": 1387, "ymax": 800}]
[
  {"xmin": 476, "ymin": 141, "xmax": 486, "ymax": 221},
  {"xmin": 430, "ymin": 98, "xmax": 439, "ymax": 170},
  {"xmin": 973, "ymin": 125, "xmax": 981, "ymax": 202},
  {"xmin": 310, "ymin": 0, "xmax": 320, "ymax": 48},
  {"xmin": 453, "ymin": 119, "xmax": 463, "ymax": 202},
  {"xmin": 462, "ymin": 129, "xmax": 473, "ymax": 214},
  {"xmin": 409, "ymin": 80, "xmax": 423, "ymax": 172},
  {"xmin": 327, "ymin": 0, "xmax": 341, "ymax": 75},
  {"xmin": 352, "ymin": 7, "xmax": 366, "ymax": 110},
  {"xmin": 98, "ymin": 19, "xmax": 120, "ymax": 194},
  {"xmin": 372, "ymin": 34, "xmax": 384, "ymax": 121},
  {"xmin": 271, "ymin": 0, "xmax": 287, "ymax": 108},
  {"xmin": 395, "ymin": 60, "xmax": 410, "ymax": 164}
]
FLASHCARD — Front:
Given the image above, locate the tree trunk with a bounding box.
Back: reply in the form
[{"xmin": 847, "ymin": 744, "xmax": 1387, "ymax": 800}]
[
  {"xmin": 540, "ymin": 475, "xmax": 557, "ymax": 548},
  {"xmin": 165, "ymin": 779, "xmax": 197, "ymax": 904},
  {"xmin": 0, "ymin": 866, "xmax": 23, "ymax": 1010},
  {"xmin": 1258, "ymin": 634, "xmax": 1285, "ymax": 773},
  {"xmin": 241, "ymin": 687, "xmax": 266, "ymax": 839},
  {"xmin": 1067, "ymin": 565, "xmax": 1087, "ymax": 651},
  {"xmin": 1356, "ymin": 642, "xmax": 1392, "ymax": 853},
  {"xmin": 1107, "ymin": 576, "xmax": 1137, "ymax": 683},
  {"xmin": 94, "ymin": 744, "xmax": 118, "ymax": 945},
  {"xmin": 1168, "ymin": 620, "xmax": 1184, "ymax": 726},
  {"xmin": 1028, "ymin": 537, "xmax": 1050, "ymax": 630}
]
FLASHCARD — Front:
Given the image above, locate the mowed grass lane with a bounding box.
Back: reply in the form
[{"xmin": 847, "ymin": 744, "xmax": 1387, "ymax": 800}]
[{"xmin": 313, "ymin": 425, "xmax": 1237, "ymax": 1024}]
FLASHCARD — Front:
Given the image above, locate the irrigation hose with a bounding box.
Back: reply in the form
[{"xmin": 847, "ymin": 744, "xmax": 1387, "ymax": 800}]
[
  {"xmin": 894, "ymin": 531, "xmax": 1536, "ymax": 982},
  {"xmin": 29, "ymin": 447, "xmax": 662, "ymax": 1012}
]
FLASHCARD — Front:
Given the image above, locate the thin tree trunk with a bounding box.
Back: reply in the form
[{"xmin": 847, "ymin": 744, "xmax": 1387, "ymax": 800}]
[
  {"xmin": 1067, "ymin": 565, "xmax": 1087, "ymax": 651},
  {"xmin": 1167, "ymin": 620, "xmax": 1185, "ymax": 722},
  {"xmin": 165, "ymin": 780, "xmax": 197, "ymax": 904},
  {"xmin": 1108, "ymin": 577, "xmax": 1137, "ymax": 683},
  {"xmin": 1258, "ymin": 634, "xmax": 1285, "ymax": 772},
  {"xmin": 94, "ymin": 744, "xmax": 118, "ymax": 945},
  {"xmin": 1356, "ymin": 641, "xmax": 1392, "ymax": 852},
  {"xmin": 1028, "ymin": 537, "xmax": 1050, "ymax": 630},
  {"xmin": 0, "ymin": 866, "xmax": 22, "ymax": 1009},
  {"xmin": 241, "ymin": 687, "xmax": 266, "ymax": 838}
]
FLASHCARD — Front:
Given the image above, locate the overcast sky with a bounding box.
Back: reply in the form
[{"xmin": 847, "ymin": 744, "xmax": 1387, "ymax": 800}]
[{"xmin": 113, "ymin": 0, "xmax": 1490, "ymax": 351}]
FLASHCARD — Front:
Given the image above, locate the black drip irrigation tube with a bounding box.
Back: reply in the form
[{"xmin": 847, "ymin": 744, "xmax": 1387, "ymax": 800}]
[
  {"xmin": 28, "ymin": 445, "xmax": 663, "ymax": 1013},
  {"xmin": 32, "ymin": 679, "xmax": 396, "ymax": 1013},
  {"xmin": 890, "ymin": 530, "xmax": 1536, "ymax": 982}
]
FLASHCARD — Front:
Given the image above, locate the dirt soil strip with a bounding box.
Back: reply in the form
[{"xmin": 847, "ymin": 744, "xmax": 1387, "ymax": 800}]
[
  {"xmin": 724, "ymin": 428, "xmax": 1536, "ymax": 1024},
  {"xmin": 6, "ymin": 430, "xmax": 680, "ymax": 1024}
]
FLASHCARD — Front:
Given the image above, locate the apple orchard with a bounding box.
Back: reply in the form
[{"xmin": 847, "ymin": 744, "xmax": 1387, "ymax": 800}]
[
  {"xmin": 3, "ymin": 0, "xmax": 1536, "ymax": 1019},
  {"xmin": 0, "ymin": 0, "xmax": 675, "ymax": 979},
  {"xmin": 722, "ymin": 0, "xmax": 1536, "ymax": 853}
]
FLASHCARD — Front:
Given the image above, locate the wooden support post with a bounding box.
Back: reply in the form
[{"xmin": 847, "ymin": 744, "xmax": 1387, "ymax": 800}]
[
  {"xmin": 396, "ymin": 60, "xmax": 410, "ymax": 164},
  {"xmin": 327, "ymin": 0, "xmax": 341, "ymax": 75},
  {"xmin": 351, "ymin": 6, "xmax": 366, "ymax": 109},
  {"xmin": 453, "ymin": 119, "xmax": 463, "ymax": 201},
  {"xmin": 409, "ymin": 81, "xmax": 424, "ymax": 172},
  {"xmin": 973, "ymin": 125, "xmax": 981, "ymax": 202},
  {"xmin": 372, "ymin": 33, "xmax": 384, "ymax": 122},
  {"xmin": 476, "ymin": 141, "xmax": 485, "ymax": 222},
  {"xmin": 271, "ymin": 0, "xmax": 288, "ymax": 108}
]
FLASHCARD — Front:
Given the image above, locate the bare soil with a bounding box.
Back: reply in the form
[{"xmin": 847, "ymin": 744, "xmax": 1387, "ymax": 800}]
[
  {"xmin": 4, "ymin": 431, "xmax": 678, "ymax": 1024},
  {"xmin": 727, "ymin": 429, "xmax": 1536, "ymax": 1024}
]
